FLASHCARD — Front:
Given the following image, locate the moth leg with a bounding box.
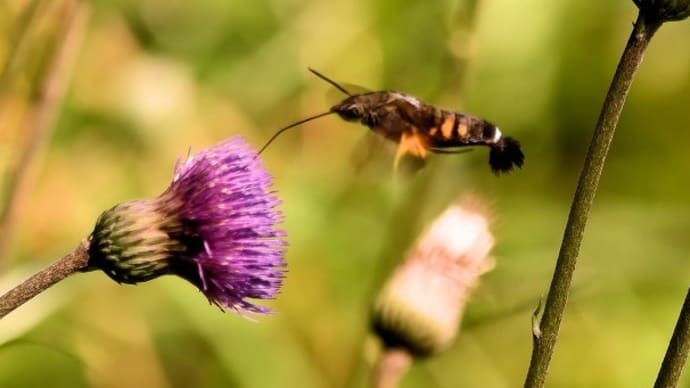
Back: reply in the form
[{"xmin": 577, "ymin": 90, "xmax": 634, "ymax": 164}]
[
  {"xmin": 428, "ymin": 147, "xmax": 474, "ymax": 154},
  {"xmin": 393, "ymin": 130, "xmax": 429, "ymax": 173}
]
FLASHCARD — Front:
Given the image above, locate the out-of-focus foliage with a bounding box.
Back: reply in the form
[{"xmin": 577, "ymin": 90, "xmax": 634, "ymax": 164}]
[{"xmin": 1, "ymin": 0, "xmax": 689, "ymax": 387}]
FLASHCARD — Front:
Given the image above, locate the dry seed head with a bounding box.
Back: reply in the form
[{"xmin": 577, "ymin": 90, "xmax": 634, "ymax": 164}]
[{"xmin": 634, "ymin": 0, "xmax": 690, "ymax": 22}]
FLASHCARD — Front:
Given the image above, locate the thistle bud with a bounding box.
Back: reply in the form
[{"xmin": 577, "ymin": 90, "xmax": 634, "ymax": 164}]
[
  {"xmin": 86, "ymin": 137, "xmax": 286, "ymax": 315},
  {"xmin": 634, "ymin": 0, "xmax": 690, "ymax": 22},
  {"xmin": 89, "ymin": 198, "xmax": 190, "ymax": 283},
  {"xmin": 372, "ymin": 200, "xmax": 494, "ymax": 357}
]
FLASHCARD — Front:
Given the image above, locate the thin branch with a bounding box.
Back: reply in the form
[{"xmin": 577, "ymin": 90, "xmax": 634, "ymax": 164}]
[
  {"xmin": 523, "ymin": 11, "xmax": 661, "ymax": 388},
  {"xmin": 0, "ymin": 0, "xmax": 89, "ymax": 264},
  {"xmin": 0, "ymin": 240, "xmax": 89, "ymax": 319},
  {"xmin": 654, "ymin": 288, "xmax": 690, "ymax": 388}
]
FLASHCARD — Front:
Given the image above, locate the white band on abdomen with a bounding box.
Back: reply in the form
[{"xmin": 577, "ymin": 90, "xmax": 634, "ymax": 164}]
[{"xmin": 493, "ymin": 128, "xmax": 502, "ymax": 143}]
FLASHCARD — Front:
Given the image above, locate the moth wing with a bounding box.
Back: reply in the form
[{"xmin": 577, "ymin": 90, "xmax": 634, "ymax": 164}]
[
  {"xmin": 393, "ymin": 130, "xmax": 430, "ymax": 175},
  {"xmin": 348, "ymin": 132, "xmax": 428, "ymax": 179},
  {"xmin": 325, "ymin": 82, "xmax": 372, "ymax": 104},
  {"xmin": 395, "ymin": 152, "xmax": 428, "ymax": 178},
  {"xmin": 348, "ymin": 133, "xmax": 394, "ymax": 177}
]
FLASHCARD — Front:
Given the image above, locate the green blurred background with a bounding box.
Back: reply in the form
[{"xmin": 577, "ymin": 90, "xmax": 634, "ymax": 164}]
[{"xmin": 1, "ymin": 0, "xmax": 690, "ymax": 387}]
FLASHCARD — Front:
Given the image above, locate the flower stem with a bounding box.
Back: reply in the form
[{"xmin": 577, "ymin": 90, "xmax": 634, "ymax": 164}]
[
  {"xmin": 372, "ymin": 348, "xmax": 412, "ymax": 388},
  {"xmin": 0, "ymin": 0, "xmax": 47, "ymax": 99},
  {"xmin": 0, "ymin": 0, "xmax": 89, "ymax": 265},
  {"xmin": 523, "ymin": 11, "xmax": 661, "ymax": 388},
  {"xmin": 654, "ymin": 288, "xmax": 690, "ymax": 388},
  {"xmin": 0, "ymin": 240, "xmax": 90, "ymax": 319}
]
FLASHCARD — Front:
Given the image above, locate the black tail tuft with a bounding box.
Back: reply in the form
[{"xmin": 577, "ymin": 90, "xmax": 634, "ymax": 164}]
[{"xmin": 489, "ymin": 137, "xmax": 524, "ymax": 174}]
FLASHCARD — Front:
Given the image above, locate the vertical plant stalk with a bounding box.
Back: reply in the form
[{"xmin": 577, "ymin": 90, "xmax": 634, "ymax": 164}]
[
  {"xmin": 372, "ymin": 348, "xmax": 412, "ymax": 388},
  {"xmin": 654, "ymin": 288, "xmax": 690, "ymax": 388},
  {"xmin": 523, "ymin": 11, "xmax": 661, "ymax": 388},
  {"xmin": 0, "ymin": 240, "xmax": 89, "ymax": 319},
  {"xmin": 0, "ymin": 0, "xmax": 46, "ymax": 99},
  {"xmin": 0, "ymin": 0, "xmax": 89, "ymax": 264}
]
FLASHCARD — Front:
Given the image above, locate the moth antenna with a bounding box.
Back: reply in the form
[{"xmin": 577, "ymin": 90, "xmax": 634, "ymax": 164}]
[
  {"xmin": 257, "ymin": 111, "xmax": 335, "ymax": 155},
  {"xmin": 308, "ymin": 68, "xmax": 352, "ymax": 96}
]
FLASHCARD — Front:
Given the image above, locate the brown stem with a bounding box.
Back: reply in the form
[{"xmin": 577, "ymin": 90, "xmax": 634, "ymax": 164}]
[
  {"xmin": 0, "ymin": 0, "xmax": 89, "ymax": 264},
  {"xmin": 0, "ymin": 0, "xmax": 47, "ymax": 99},
  {"xmin": 654, "ymin": 288, "xmax": 690, "ymax": 388},
  {"xmin": 372, "ymin": 348, "xmax": 412, "ymax": 388},
  {"xmin": 523, "ymin": 11, "xmax": 661, "ymax": 388},
  {"xmin": 0, "ymin": 240, "xmax": 90, "ymax": 319}
]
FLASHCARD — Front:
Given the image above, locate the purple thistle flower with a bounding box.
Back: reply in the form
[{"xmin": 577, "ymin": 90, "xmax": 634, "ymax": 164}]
[{"xmin": 86, "ymin": 137, "xmax": 286, "ymax": 315}]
